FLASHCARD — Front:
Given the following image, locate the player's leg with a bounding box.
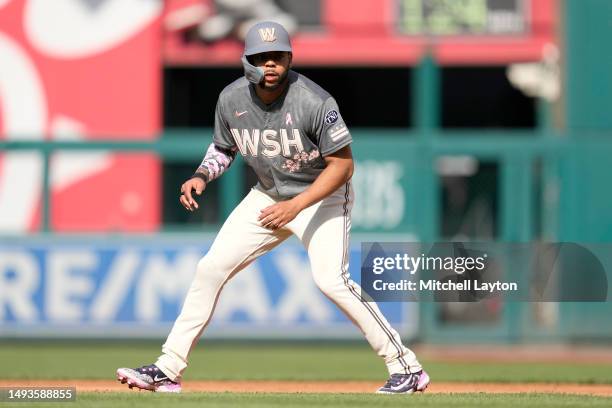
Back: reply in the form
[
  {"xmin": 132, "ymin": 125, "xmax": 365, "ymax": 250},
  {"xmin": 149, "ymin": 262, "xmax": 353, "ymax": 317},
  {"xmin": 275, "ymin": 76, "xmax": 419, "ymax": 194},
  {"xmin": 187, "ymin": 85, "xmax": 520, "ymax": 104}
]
[
  {"xmin": 117, "ymin": 189, "xmax": 291, "ymax": 391},
  {"xmin": 286, "ymin": 182, "xmax": 428, "ymax": 393}
]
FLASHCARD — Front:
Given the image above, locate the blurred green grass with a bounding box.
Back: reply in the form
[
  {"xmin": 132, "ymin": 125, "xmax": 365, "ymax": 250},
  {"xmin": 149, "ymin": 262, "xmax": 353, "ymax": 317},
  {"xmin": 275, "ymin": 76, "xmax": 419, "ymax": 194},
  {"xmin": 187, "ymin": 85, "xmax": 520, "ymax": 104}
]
[
  {"xmin": 1, "ymin": 341, "xmax": 611, "ymax": 384},
  {"xmin": 3, "ymin": 392, "xmax": 612, "ymax": 408}
]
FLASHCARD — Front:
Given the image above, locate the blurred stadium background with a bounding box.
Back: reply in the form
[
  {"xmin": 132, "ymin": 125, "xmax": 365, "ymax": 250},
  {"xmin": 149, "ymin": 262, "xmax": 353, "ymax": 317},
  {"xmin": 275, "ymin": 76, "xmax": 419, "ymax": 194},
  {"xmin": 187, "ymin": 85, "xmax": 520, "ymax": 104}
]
[{"xmin": 1, "ymin": 0, "xmax": 612, "ymax": 378}]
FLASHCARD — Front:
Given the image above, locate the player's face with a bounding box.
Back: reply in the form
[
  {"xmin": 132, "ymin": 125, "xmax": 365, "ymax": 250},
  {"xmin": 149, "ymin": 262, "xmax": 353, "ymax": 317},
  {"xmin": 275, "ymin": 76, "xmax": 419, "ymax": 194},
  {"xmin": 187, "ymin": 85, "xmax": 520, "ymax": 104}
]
[{"xmin": 251, "ymin": 51, "xmax": 292, "ymax": 90}]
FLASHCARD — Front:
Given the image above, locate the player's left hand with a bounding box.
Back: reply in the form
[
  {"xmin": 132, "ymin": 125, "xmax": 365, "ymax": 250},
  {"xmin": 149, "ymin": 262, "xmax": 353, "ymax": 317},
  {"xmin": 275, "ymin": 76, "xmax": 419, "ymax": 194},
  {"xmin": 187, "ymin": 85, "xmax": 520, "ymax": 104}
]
[{"xmin": 258, "ymin": 199, "xmax": 302, "ymax": 230}]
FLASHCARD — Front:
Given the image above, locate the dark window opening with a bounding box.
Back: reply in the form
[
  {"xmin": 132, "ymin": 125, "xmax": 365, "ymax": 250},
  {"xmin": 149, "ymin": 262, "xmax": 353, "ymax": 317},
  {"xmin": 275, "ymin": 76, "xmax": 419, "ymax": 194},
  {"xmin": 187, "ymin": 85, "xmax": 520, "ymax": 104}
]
[{"xmin": 441, "ymin": 66, "xmax": 536, "ymax": 128}]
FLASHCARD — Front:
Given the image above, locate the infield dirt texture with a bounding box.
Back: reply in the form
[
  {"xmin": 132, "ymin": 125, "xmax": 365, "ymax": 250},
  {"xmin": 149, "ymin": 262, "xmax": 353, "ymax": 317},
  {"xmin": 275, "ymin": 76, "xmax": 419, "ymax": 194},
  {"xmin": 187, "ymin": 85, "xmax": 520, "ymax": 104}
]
[{"xmin": 1, "ymin": 341, "xmax": 612, "ymax": 407}]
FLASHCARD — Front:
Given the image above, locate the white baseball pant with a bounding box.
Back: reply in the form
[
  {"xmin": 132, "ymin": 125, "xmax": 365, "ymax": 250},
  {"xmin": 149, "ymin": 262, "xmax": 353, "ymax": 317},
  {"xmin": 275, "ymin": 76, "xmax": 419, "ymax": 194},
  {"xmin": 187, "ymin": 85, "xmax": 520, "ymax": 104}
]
[{"xmin": 155, "ymin": 183, "xmax": 422, "ymax": 380}]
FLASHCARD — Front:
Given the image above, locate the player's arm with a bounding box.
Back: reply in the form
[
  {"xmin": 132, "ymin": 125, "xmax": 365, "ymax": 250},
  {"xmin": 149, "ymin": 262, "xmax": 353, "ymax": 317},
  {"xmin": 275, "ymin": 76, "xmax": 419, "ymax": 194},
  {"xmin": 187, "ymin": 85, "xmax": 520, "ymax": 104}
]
[
  {"xmin": 181, "ymin": 95, "xmax": 237, "ymax": 211},
  {"xmin": 180, "ymin": 143, "xmax": 237, "ymax": 212},
  {"xmin": 292, "ymin": 145, "xmax": 353, "ymax": 209},
  {"xmin": 258, "ymin": 145, "xmax": 353, "ymax": 229}
]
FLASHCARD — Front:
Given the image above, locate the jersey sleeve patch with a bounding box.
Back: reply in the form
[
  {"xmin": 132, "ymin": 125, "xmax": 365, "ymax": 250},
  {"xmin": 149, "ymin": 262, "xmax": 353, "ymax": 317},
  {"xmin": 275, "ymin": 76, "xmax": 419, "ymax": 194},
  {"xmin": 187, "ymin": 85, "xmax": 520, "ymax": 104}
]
[
  {"xmin": 328, "ymin": 124, "xmax": 349, "ymax": 142},
  {"xmin": 324, "ymin": 109, "xmax": 339, "ymax": 125}
]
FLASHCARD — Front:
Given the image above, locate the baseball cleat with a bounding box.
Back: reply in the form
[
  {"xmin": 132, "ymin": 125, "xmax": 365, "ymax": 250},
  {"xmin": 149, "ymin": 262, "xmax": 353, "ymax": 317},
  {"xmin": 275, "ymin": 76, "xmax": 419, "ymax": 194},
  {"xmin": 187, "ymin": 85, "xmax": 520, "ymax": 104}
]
[
  {"xmin": 376, "ymin": 370, "xmax": 430, "ymax": 394},
  {"xmin": 116, "ymin": 364, "xmax": 181, "ymax": 393}
]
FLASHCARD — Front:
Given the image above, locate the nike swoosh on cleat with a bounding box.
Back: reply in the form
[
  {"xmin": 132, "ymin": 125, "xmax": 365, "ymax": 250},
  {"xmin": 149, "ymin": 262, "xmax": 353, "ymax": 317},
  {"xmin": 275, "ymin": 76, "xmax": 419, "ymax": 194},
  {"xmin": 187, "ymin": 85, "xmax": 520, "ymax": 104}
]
[
  {"xmin": 154, "ymin": 375, "xmax": 168, "ymax": 382},
  {"xmin": 390, "ymin": 378, "xmax": 414, "ymax": 392}
]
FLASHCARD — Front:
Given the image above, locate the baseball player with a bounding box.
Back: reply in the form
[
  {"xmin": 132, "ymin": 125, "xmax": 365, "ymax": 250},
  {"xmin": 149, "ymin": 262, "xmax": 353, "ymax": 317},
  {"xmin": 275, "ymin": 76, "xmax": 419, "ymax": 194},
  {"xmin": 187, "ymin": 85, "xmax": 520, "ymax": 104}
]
[{"xmin": 117, "ymin": 21, "xmax": 429, "ymax": 395}]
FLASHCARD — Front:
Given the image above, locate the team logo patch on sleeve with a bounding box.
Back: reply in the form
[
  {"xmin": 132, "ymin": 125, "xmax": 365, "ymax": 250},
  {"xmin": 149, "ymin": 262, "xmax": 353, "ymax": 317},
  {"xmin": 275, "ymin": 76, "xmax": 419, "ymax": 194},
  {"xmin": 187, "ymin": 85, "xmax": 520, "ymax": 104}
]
[{"xmin": 324, "ymin": 110, "xmax": 339, "ymax": 125}]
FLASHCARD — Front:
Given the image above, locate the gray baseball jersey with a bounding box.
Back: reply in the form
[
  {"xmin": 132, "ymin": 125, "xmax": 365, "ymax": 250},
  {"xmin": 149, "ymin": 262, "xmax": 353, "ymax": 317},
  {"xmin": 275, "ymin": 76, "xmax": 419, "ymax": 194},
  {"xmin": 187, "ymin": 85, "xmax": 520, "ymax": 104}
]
[{"xmin": 212, "ymin": 70, "xmax": 352, "ymax": 199}]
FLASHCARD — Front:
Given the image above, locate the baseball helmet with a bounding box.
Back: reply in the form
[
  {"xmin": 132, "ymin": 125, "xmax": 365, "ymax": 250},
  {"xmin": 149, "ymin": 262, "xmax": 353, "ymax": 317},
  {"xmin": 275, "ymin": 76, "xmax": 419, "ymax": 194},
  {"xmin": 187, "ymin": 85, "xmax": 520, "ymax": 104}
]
[{"xmin": 241, "ymin": 21, "xmax": 292, "ymax": 84}]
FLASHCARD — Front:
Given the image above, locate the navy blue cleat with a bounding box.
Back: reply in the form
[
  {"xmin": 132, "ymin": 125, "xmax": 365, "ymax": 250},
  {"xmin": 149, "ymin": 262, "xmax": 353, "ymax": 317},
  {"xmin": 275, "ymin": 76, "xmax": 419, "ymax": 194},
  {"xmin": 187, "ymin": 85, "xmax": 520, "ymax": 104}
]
[{"xmin": 376, "ymin": 370, "xmax": 430, "ymax": 394}]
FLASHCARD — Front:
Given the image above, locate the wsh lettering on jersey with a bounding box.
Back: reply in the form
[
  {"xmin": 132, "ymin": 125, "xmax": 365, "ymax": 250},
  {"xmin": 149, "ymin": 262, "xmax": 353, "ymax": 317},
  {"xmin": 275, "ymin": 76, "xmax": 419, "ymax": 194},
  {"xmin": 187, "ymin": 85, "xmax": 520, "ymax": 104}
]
[{"xmin": 231, "ymin": 128, "xmax": 305, "ymax": 158}]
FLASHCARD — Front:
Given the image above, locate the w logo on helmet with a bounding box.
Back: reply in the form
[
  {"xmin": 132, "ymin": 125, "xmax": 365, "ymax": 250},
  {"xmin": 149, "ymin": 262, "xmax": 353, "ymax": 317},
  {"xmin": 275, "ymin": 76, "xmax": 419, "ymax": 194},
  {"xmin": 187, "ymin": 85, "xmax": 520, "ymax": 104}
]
[{"xmin": 258, "ymin": 28, "xmax": 276, "ymax": 42}]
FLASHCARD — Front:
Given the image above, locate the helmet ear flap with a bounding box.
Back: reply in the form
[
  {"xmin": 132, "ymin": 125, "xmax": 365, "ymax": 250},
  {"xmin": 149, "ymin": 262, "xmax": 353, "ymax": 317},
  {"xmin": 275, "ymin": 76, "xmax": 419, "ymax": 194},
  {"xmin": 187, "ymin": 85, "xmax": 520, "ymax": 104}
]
[{"xmin": 242, "ymin": 55, "xmax": 265, "ymax": 84}]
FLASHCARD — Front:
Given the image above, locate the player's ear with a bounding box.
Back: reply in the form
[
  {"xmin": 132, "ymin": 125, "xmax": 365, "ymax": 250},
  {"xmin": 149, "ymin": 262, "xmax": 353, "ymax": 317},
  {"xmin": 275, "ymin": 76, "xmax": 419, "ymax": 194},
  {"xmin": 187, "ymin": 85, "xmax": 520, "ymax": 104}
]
[{"xmin": 287, "ymin": 52, "xmax": 293, "ymax": 68}]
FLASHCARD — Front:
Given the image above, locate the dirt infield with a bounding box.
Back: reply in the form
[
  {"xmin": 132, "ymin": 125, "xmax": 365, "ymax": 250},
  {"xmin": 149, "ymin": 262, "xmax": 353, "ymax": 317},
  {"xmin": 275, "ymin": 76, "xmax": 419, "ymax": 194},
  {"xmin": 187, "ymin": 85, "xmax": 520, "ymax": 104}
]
[{"xmin": 2, "ymin": 380, "xmax": 612, "ymax": 396}]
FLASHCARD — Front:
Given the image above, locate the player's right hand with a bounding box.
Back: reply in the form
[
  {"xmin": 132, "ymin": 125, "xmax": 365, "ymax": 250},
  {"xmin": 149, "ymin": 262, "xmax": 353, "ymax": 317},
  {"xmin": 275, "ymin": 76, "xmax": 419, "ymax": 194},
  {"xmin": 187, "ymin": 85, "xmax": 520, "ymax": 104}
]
[{"xmin": 180, "ymin": 177, "xmax": 206, "ymax": 211}]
